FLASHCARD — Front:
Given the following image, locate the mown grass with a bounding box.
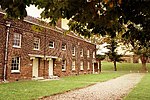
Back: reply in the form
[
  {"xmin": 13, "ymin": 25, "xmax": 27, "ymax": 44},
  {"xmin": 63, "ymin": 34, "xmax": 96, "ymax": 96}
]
[
  {"xmin": 0, "ymin": 72, "xmax": 125, "ymax": 100},
  {"xmin": 124, "ymin": 73, "xmax": 150, "ymax": 100},
  {"xmin": 101, "ymin": 61, "xmax": 150, "ymax": 72}
]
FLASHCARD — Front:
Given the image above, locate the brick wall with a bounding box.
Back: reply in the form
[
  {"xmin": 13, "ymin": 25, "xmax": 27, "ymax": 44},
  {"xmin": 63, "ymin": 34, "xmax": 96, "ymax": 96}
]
[{"xmin": 0, "ymin": 13, "xmax": 96, "ymax": 81}]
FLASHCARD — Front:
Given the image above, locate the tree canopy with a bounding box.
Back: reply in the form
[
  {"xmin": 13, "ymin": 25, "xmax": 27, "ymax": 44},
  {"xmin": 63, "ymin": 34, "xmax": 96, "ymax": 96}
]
[{"xmin": 0, "ymin": 0, "xmax": 149, "ymax": 66}]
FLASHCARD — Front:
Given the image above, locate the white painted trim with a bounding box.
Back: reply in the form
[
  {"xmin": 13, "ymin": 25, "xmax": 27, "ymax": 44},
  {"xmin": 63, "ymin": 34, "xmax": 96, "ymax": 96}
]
[{"xmin": 28, "ymin": 54, "xmax": 58, "ymax": 59}]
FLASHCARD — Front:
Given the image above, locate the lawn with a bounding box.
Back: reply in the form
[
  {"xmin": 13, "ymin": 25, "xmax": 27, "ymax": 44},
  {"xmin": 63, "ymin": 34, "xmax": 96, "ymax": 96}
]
[
  {"xmin": 101, "ymin": 62, "xmax": 150, "ymax": 72},
  {"xmin": 124, "ymin": 73, "xmax": 150, "ymax": 100},
  {"xmin": 0, "ymin": 72, "xmax": 125, "ymax": 100}
]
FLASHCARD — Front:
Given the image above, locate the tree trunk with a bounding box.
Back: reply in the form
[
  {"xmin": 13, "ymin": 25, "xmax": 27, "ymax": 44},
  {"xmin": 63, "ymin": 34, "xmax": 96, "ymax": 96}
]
[
  {"xmin": 114, "ymin": 61, "xmax": 117, "ymax": 71},
  {"xmin": 140, "ymin": 55, "xmax": 148, "ymax": 72},
  {"xmin": 99, "ymin": 60, "xmax": 101, "ymax": 73}
]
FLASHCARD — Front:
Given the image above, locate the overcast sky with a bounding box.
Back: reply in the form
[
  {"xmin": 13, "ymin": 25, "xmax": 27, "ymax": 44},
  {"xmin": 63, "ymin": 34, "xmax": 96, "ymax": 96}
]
[{"xmin": 26, "ymin": 5, "xmax": 42, "ymax": 18}]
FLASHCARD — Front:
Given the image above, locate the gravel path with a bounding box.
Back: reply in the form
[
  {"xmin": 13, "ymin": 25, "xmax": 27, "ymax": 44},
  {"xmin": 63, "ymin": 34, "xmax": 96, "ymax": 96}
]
[{"xmin": 41, "ymin": 73, "xmax": 145, "ymax": 100}]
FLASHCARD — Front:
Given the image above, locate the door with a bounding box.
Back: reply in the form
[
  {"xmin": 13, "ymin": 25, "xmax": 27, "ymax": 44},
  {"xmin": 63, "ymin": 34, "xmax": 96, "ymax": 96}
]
[
  {"xmin": 32, "ymin": 58, "xmax": 39, "ymax": 78},
  {"xmin": 49, "ymin": 59, "xmax": 53, "ymax": 76}
]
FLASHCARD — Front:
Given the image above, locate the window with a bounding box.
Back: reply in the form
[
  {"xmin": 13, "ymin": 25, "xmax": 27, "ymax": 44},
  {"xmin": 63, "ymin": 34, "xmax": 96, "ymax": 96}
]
[
  {"xmin": 33, "ymin": 37, "xmax": 40, "ymax": 50},
  {"xmin": 11, "ymin": 57, "xmax": 20, "ymax": 73},
  {"xmin": 62, "ymin": 43, "xmax": 66, "ymax": 50},
  {"xmin": 72, "ymin": 46, "xmax": 75, "ymax": 56},
  {"xmin": 72, "ymin": 61, "xmax": 76, "ymax": 70},
  {"xmin": 62, "ymin": 60, "xmax": 66, "ymax": 71},
  {"xmin": 13, "ymin": 33, "xmax": 21, "ymax": 48},
  {"xmin": 49, "ymin": 41, "xmax": 54, "ymax": 48},
  {"xmin": 80, "ymin": 49, "xmax": 83, "ymax": 57},
  {"xmin": 80, "ymin": 61, "xmax": 84, "ymax": 70},
  {"xmin": 93, "ymin": 51, "xmax": 95, "ymax": 58},
  {"xmin": 87, "ymin": 62, "xmax": 90, "ymax": 70},
  {"xmin": 87, "ymin": 50, "xmax": 90, "ymax": 58}
]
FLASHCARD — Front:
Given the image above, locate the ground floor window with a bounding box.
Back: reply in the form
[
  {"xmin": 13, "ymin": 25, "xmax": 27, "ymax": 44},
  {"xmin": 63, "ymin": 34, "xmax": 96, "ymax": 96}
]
[
  {"xmin": 87, "ymin": 62, "xmax": 90, "ymax": 70},
  {"xmin": 62, "ymin": 60, "xmax": 66, "ymax": 71},
  {"xmin": 11, "ymin": 56, "xmax": 20, "ymax": 73},
  {"xmin": 72, "ymin": 61, "xmax": 75, "ymax": 70},
  {"xmin": 80, "ymin": 61, "xmax": 84, "ymax": 70}
]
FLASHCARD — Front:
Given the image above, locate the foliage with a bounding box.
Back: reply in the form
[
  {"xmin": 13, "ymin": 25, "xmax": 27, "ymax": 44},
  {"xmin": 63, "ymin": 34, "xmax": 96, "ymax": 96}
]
[
  {"xmin": 106, "ymin": 39, "xmax": 124, "ymax": 62},
  {"xmin": 96, "ymin": 54, "xmax": 106, "ymax": 60}
]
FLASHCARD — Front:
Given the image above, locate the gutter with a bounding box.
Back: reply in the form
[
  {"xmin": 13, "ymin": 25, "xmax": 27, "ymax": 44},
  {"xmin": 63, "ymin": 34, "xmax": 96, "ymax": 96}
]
[{"xmin": 3, "ymin": 21, "xmax": 11, "ymax": 82}]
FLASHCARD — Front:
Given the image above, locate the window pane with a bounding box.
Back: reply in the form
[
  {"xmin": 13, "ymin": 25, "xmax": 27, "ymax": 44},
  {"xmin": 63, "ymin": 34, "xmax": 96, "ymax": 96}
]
[
  {"xmin": 13, "ymin": 33, "xmax": 21, "ymax": 47},
  {"xmin": 11, "ymin": 57, "xmax": 20, "ymax": 72},
  {"xmin": 49, "ymin": 41, "xmax": 54, "ymax": 48},
  {"xmin": 34, "ymin": 37, "xmax": 40, "ymax": 50}
]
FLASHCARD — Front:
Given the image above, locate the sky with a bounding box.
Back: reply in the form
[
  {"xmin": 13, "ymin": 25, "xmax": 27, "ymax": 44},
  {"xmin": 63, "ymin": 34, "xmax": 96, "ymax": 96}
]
[
  {"xmin": 26, "ymin": 5, "xmax": 42, "ymax": 18},
  {"xmin": 26, "ymin": 5, "xmax": 69, "ymax": 30}
]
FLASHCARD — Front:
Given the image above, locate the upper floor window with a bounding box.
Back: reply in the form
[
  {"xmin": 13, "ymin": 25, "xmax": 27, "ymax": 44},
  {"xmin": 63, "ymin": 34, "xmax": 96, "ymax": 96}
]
[
  {"xmin": 49, "ymin": 41, "xmax": 54, "ymax": 48},
  {"xmin": 72, "ymin": 46, "xmax": 75, "ymax": 56},
  {"xmin": 87, "ymin": 50, "xmax": 90, "ymax": 58},
  {"xmin": 87, "ymin": 62, "xmax": 90, "ymax": 70},
  {"xmin": 33, "ymin": 37, "xmax": 40, "ymax": 50},
  {"xmin": 72, "ymin": 60, "xmax": 75, "ymax": 70},
  {"xmin": 80, "ymin": 49, "xmax": 83, "ymax": 57},
  {"xmin": 80, "ymin": 61, "xmax": 84, "ymax": 70},
  {"xmin": 62, "ymin": 43, "xmax": 66, "ymax": 50},
  {"xmin": 11, "ymin": 56, "xmax": 20, "ymax": 73},
  {"xmin": 93, "ymin": 51, "xmax": 95, "ymax": 58},
  {"xmin": 13, "ymin": 33, "xmax": 21, "ymax": 48},
  {"xmin": 62, "ymin": 60, "xmax": 66, "ymax": 71}
]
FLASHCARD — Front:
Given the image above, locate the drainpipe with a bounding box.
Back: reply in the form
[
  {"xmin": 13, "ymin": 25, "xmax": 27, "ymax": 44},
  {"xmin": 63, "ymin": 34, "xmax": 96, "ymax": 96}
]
[{"xmin": 3, "ymin": 21, "xmax": 11, "ymax": 82}]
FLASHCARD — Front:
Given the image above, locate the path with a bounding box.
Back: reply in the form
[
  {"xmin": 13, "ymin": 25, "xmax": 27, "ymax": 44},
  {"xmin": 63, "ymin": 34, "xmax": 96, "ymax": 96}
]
[{"xmin": 41, "ymin": 73, "xmax": 145, "ymax": 100}]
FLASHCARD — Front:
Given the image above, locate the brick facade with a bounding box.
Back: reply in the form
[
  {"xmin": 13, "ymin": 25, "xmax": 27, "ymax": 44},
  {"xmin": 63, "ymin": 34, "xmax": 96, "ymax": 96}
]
[{"xmin": 0, "ymin": 13, "xmax": 96, "ymax": 82}]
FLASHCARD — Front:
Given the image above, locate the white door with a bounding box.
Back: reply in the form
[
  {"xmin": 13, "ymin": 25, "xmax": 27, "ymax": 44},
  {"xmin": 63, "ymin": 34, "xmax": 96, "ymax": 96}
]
[
  {"xmin": 49, "ymin": 59, "xmax": 53, "ymax": 76},
  {"xmin": 32, "ymin": 58, "xmax": 39, "ymax": 77}
]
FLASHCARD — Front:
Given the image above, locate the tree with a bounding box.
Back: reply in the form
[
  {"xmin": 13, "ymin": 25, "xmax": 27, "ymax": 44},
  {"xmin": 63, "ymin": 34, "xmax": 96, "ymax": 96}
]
[
  {"xmin": 121, "ymin": 1, "xmax": 150, "ymax": 71},
  {"xmin": 122, "ymin": 23, "xmax": 150, "ymax": 71},
  {"xmin": 1, "ymin": 0, "xmax": 149, "ymax": 70},
  {"xmin": 106, "ymin": 39, "xmax": 124, "ymax": 71},
  {"xmin": 96, "ymin": 54, "xmax": 106, "ymax": 72}
]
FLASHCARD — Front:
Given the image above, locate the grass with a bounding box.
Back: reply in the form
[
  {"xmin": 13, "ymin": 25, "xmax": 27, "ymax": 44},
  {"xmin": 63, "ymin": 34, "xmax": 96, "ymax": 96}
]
[
  {"xmin": 124, "ymin": 73, "xmax": 150, "ymax": 100},
  {"xmin": 0, "ymin": 72, "xmax": 125, "ymax": 100},
  {"xmin": 1, "ymin": 62, "xmax": 149, "ymax": 100},
  {"xmin": 101, "ymin": 61, "xmax": 150, "ymax": 72}
]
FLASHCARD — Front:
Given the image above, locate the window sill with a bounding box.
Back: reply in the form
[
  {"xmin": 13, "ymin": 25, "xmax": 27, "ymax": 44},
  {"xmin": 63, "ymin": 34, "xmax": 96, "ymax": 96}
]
[
  {"xmin": 11, "ymin": 71, "xmax": 20, "ymax": 74},
  {"xmin": 13, "ymin": 46, "xmax": 21, "ymax": 48},
  {"xmin": 49, "ymin": 47, "xmax": 54, "ymax": 49},
  {"xmin": 62, "ymin": 69, "xmax": 66, "ymax": 72},
  {"xmin": 33, "ymin": 49, "xmax": 40, "ymax": 51}
]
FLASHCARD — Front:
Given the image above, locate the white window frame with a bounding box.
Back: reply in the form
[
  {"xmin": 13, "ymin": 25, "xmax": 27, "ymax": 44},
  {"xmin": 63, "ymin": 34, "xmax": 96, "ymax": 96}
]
[
  {"xmin": 80, "ymin": 61, "xmax": 84, "ymax": 70},
  {"xmin": 33, "ymin": 37, "xmax": 40, "ymax": 50},
  {"xmin": 72, "ymin": 60, "xmax": 76, "ymax": 70},
  {"xmin": 93, "ymin": 51, "xmax": 95, "ymax": 58},
  {"xmin": 49, "ymin": 41, "xmax": 55, "ymax": 48},
  {"xmin": 87, "ymin": 62, "xmax": 90, "ymax": 70},
  {"xmin": 62, "ymin": 43, "xmax": 66, "ymax": 50},
  {"xmin": 72, "ymin": 46, "xmax": 75, "ymax": 56},
  {"xmin": 62, "ymin": 60, "xmax": 66, "ymax": 71},
  {"xmin": 80, "ymin": 49, "xmax": 83, "ymax": 57},
  {"xmin": 11, "ymin": 56, "xmax": 20, "ymax": 73},
  {"xmin": 13, "ymin": 33, "xmax": 21, "ymax": 48},
  {"xmin": 87, "ymin": 50, "xmax": 90, "ymax": 58}
]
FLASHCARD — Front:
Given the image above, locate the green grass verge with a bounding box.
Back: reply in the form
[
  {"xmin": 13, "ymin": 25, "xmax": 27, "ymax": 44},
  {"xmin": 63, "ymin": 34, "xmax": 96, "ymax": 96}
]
[
  {"xmin": 124, "ymin": 73, "xmax": 150, "ymax": 100},
  {"xmin": 101, "ymin": 62, "xmax": 150, "ymax": 72},
  {"xmin": 0, "ymin": 72, "xmax": 125, "ymax": 100}
]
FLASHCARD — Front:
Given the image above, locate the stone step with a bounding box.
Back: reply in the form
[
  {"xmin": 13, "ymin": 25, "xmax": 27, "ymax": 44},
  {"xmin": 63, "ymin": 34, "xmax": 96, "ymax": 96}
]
[
  {"xmin": 49, "ymin": 75, "xmax": 59, "ymax": 79},
  {"xmin": 32, "ymin": 77, "xmax": 44, "ymax": 80}
]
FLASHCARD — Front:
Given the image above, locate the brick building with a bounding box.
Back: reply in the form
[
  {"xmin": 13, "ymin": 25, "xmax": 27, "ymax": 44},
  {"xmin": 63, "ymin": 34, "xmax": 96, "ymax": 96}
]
[{"xmin": 0, "ymin": 12, "xmax": 96, "ymax": 82}]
